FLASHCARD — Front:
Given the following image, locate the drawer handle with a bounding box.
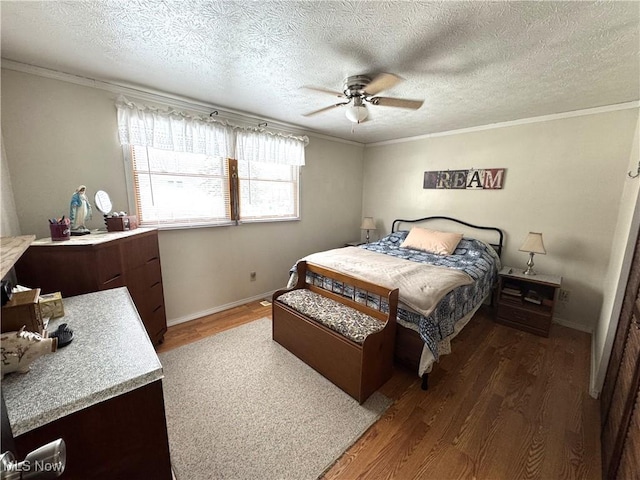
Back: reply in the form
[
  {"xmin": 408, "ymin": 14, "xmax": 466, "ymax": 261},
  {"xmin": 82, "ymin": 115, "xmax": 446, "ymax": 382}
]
[
  {"xmin": 146, "ymin": 256, "xmax": 159, "ymax": 264},
  {"xmin": 103, "ymin": 274, "xmax": 121, "ymax": 283},
  {"xmin": 151, "ymin": 281, "xmax": 161, "ymax": 288},
  {"xmin": 153, "ymin": 305, "xmax": 163, "ymax": 313}
]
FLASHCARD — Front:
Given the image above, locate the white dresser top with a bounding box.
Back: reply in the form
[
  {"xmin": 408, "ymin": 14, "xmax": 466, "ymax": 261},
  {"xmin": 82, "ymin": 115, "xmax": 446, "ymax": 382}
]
[
  {"xmin": 2, "ymin": 287, "xmax": 163, "ymax": 436},
  {"xmin": 30, "ymin": 227, "xmax": 156, "ymax": 247}
]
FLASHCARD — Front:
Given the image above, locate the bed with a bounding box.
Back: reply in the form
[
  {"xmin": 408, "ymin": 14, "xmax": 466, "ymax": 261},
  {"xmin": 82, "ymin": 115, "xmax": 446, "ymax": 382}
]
[{"xmin": 288, "ymin": 216, "xmax": 503, "ymax": 388}]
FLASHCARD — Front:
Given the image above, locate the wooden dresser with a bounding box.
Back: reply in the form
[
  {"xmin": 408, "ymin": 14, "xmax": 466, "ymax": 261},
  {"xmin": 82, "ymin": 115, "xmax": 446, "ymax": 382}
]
[
  {"xmin": 3, "ymin": 288, "xmax": 172, "ymax": 480},
  {"xmin": 14, "ymin": 228, "xmax": 167, "ymax": 345}
]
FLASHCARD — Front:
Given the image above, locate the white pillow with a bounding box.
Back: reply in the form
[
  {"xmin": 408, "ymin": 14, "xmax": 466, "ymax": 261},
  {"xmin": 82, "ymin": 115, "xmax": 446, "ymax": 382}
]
[{"xmin": 400, "ymin": 227, "xmax": 463, "ymax": 255}]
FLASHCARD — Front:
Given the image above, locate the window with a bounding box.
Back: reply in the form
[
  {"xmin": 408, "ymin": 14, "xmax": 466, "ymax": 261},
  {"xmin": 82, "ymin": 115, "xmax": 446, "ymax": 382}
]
[
  {"xmin": 236, "ymin": 159, "xmax": 299, "ymax": 221},
  {"xmin": 128, "ymin": 147, "xmax": 300, "ymax": 227},
  {"xmin": 117, "ymin": 96, "xmax": 306, "ymax": 228}
]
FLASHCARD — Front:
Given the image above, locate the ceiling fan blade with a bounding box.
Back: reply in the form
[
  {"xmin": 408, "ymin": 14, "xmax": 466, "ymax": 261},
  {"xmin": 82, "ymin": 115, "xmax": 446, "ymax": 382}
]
[
  {"xmin": 370, "ymin": 97, "xmax": 424, "ymax": 110},
  {"xmin": 302, "ymin": 102, "xmax": 349, "ymax": 117},
  {"xmin": 363, "ymin": 73, "xmax": 403, "ymax": 96},
  {"xmin": 301, "ymin": 86, "xmax": 345, "ymax": 98}
]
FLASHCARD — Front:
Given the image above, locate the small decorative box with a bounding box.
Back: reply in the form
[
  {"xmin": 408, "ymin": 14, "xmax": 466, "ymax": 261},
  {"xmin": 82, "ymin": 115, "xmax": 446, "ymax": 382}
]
[
  {"xmin": 106, "ymin": 215, "xmax": 138, "ymax": 232},
  {"xmin": 39, "ymin": 292, "xmax": 65, "ymax": 319},
  {"xmin": 1, "ymin": 288, "xmax": 43, "ymax": 333}
]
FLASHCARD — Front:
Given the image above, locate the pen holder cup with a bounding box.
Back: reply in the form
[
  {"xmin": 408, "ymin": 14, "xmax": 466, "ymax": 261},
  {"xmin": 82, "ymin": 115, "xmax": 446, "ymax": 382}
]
[{"xmin": 49, "ymin": 223, "xmax": 70, "ymax": 241}]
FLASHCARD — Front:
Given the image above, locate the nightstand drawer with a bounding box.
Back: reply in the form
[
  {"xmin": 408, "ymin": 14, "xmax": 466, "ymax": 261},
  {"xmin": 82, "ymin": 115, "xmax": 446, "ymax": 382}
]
[{"xmin": 497, "ymin": 304, "xmax": 551, "ymax": 332}]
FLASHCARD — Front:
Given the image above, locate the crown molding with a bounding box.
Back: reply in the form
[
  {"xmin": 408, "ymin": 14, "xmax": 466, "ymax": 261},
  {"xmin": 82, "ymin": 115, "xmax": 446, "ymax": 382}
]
[
  {"xmin": 6, "ymin": 58, "xmax": 632, "ymax": 149},
  {"xmin": 367, "ymin": 101, "xmax": 640, "ymax": 147},
  {"xmin": 0, "ymin": 59, "xmax": 363, "ymax": 147}
]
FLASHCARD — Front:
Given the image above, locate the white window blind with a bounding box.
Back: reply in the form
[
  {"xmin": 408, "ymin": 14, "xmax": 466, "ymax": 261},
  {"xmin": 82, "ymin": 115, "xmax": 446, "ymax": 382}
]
[{"xmin": 131, "ymin": 146, "xmax": 232, "ymax": 226}]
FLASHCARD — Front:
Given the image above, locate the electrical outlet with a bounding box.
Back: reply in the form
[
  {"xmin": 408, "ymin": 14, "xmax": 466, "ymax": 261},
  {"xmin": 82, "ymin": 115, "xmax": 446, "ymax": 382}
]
[
  {"xmin": 559, "ymin": 289, "xmax": 570, "ymax": 302},
  {"xmin": 250, "ymin": 271, "xmax": 257, "ymax": 281}
]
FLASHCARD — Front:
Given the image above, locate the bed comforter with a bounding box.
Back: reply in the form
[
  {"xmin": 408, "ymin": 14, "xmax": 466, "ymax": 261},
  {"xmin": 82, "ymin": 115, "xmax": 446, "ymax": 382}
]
[{"xmin": 290, "ymin": 231, "xmax": 501, "ymax": 361}]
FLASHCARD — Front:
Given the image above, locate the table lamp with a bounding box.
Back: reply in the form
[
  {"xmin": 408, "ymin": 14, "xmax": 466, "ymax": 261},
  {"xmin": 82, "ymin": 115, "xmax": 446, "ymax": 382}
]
[
  {"xmin": 360, "ymin": 217, "xmax": 376, "ymax": 243},
  {"xmin": 519, "ymin": 232, "xmax": 546, "ymax": 275}
]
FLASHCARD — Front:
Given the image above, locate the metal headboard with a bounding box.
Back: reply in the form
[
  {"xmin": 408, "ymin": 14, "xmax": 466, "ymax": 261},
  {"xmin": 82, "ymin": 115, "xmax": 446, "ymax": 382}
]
[{"xmin": 391, "ymin": 215, "xmax": 504, "ymax": 257}]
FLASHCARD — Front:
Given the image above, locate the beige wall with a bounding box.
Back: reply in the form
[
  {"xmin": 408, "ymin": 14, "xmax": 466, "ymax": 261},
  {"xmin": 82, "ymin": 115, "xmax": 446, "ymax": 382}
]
[
  {"xmin": 159, "ymin": 136, "xmax": 365, "ymax": 322},
  {"xmin": 362, "ymin": 109, "xmax": 639, "ymax": 332},
  {"xmin": 1, "ymin": 69, "xmax": 365, "ymax": 322},
  {"xmin": 1, "ymin": 134, "xmax": 21, "ymax": 236}
]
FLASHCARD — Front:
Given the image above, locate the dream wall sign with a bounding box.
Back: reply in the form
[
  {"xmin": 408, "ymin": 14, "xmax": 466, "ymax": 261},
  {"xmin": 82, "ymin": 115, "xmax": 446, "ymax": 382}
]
[{"xmin": 423, "ymin": 168, "xmax": 506, "ymax": 190}]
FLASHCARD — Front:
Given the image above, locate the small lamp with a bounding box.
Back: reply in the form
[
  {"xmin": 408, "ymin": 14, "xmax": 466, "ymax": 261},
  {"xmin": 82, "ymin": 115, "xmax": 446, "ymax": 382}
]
[
  {"xmin": 519, "ymin": 232, "xmax": 546, "ymax": 275},
  {"xmin": 360, "ymin": 217, "xmax": 376, "ymax": 243}
]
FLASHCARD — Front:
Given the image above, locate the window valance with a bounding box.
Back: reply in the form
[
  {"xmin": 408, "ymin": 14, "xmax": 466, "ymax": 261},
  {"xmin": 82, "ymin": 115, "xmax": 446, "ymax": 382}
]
[
  {"xmin": 234, "ymin": 129, "xmax": 307, "ymax": 166},
  {"xmin": 116, "ymin": 96, "xmax": 307, "ymax": 165}
]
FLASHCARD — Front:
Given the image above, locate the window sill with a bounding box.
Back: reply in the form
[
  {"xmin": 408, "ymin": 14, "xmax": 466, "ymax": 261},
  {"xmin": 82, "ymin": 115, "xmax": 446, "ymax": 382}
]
[{"xmin": 142, "ymin": 217, "xmax": 300, "ymax": 231}]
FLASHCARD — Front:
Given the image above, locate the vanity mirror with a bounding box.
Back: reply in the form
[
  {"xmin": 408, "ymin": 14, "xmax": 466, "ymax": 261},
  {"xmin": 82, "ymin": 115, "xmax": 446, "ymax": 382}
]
[
  {"xmin": 94, "ymin": 190, "xmax": 112, "ymax": 215},
  {"xmin": 94, "ymin": 190, "xmax": 112, "ymax": 231}
]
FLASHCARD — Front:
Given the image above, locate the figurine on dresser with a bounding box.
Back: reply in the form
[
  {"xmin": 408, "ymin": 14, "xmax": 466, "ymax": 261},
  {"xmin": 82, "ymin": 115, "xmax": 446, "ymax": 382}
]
[{"xmin": 69, "ymin": 185, "xmax": 92, "ymax": 235}]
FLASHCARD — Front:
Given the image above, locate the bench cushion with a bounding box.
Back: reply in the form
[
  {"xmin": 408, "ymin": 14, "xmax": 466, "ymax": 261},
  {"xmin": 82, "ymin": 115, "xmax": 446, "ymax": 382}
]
[{"xmin": 276, "ymin": 289, "xmax": 385, "ymax": 344}]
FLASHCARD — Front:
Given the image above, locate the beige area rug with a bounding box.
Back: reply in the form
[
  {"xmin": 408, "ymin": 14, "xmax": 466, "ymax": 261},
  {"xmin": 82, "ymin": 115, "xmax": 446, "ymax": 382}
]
[{"xmin": 159, "ymin": 318, "xmax": 392, "ymax": 480}]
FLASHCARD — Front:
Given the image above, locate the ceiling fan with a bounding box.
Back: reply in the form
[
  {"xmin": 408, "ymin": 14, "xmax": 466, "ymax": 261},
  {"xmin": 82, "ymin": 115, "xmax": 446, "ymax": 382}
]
[{"xmin": 302, "ymin": 73, "xmax": 424, "ymax": 124}]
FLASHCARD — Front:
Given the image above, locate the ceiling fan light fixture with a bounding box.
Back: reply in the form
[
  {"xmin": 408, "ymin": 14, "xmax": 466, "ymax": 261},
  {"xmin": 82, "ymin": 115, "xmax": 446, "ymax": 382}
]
[{"xmin": 345, "ymin": 103, "xmax": 368, "ymax": 123}]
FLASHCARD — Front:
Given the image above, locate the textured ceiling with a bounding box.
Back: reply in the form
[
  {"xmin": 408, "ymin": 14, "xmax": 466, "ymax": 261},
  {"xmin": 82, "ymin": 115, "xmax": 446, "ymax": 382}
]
[{"xmin": 1, "ymin": 1, "xmax": 639, "ymax": 144}]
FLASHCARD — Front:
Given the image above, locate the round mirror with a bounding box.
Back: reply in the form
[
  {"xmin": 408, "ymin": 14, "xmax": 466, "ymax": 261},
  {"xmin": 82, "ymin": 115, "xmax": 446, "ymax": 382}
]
[{"xmin": 94, "ymin": 190, "xmax": 112, "ymax": 215}]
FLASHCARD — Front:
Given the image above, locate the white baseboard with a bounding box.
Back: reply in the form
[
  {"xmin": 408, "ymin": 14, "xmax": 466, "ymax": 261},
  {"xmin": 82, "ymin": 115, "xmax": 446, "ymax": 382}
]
[
  {"xmin": 589, "ymin": 337, "xmax": 600, "ymax": 399},
  {"xmin": 552, "ymin": 316, "xmax": 599, "ymax": 398},
  {"xmin": 552, "ymin": 316, "xmax": 593, "ymax": 334},
  {"xmin": 167, "ymin": 290, "xmax": 276, "ymax": 327}
]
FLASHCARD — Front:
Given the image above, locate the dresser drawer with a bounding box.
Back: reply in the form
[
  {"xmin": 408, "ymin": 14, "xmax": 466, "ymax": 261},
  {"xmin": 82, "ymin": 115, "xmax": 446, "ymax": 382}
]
[
  {"xmin": 146, "ymin": 304, "xmax": 167, "ymax": 344},
  {"xmin": 96, "ymin": 243, "xmax": 124, "ymax": 287},
  {"xmin": 128, "ymin": 259, "xmax": 162, "ymax": 292},
  {"xmin": 122, "ymin": 231, "xmax": 160, "ymax": 269}
]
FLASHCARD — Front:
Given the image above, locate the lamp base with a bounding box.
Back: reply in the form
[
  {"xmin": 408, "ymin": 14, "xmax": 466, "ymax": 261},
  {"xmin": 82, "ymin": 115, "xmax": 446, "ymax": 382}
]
[{"xmin": 523, "ymin": 252, "xmax": 536, "ymax": 275}]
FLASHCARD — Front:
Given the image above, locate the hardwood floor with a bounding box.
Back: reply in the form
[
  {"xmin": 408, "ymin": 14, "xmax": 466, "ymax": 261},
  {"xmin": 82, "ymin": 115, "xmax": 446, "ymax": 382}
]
[{"xmin": 158, "ymin": 302, "xmax": 601, "ymax": 480}]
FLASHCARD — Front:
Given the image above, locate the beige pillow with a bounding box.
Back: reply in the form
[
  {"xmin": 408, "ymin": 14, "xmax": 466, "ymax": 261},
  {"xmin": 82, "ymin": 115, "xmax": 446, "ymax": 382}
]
[{"xmin": 400, "ymin": 227, "xmax": 463, "ymax": 255}]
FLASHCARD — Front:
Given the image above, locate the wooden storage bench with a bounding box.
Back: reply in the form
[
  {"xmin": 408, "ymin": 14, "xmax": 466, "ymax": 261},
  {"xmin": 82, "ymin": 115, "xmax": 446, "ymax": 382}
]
[{"xmin": 272, "ymin": 261, "xmax": 399, "ymax": 404}]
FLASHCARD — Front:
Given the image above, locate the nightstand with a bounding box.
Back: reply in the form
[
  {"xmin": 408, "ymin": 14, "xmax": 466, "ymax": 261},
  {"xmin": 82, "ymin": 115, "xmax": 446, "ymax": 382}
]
[
  {"xmin": 345, "ymin": 241, "xmax": 365, "ymax": 247},
  {"xmin": 496, "ymin": 266, "xmax": 562, "ymax": 337}
]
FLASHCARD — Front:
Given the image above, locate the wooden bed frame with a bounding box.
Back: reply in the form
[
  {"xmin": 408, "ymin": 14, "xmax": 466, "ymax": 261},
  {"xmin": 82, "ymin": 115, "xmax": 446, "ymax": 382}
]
[{"xmin": 389, "ymin": 216, "xmax": 504, "ymax": 389}]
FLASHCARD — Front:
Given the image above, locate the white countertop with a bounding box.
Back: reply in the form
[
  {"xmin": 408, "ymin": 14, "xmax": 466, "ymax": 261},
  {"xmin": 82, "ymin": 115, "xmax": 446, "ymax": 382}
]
[
  {"xmin": 2, "ymin": 287, "xmax": 163, "ymax": 436},
  {"xmin": 30, "ymin": 227, "xmax": 156, "ymax": 246}
]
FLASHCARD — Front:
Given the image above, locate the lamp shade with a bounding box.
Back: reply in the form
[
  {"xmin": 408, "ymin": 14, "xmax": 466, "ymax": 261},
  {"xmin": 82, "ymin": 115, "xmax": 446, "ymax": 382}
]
[
  {"xmin": 345, "ymin": 104, "xmax": 368, "ymax": 123},
  {"xmin": 360, "ymin": 217, "xmax": 376, "ymax": 230},
  {"xmin": 519, "ymin": 232, "xmax": 546, "ymax": 254}
]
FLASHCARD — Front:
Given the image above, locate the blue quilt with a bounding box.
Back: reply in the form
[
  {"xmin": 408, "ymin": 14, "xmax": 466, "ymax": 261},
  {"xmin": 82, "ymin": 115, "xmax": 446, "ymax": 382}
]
[
  {"xmin": 361, "ymin": 231, "xmax": 501, "ymax": 359},
  {"xmin": 292, "ymin": 231, "xmax": 501, "ymax": 360}
]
